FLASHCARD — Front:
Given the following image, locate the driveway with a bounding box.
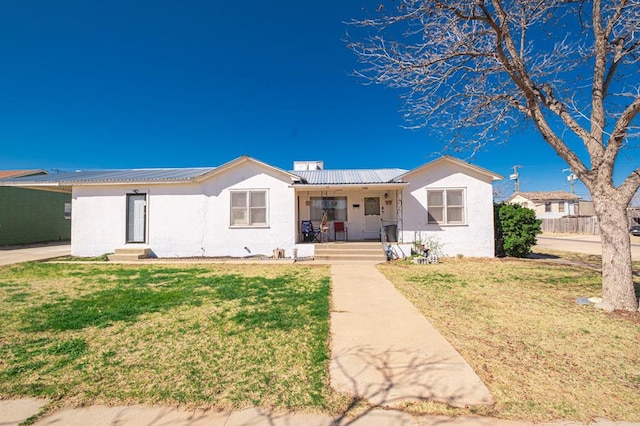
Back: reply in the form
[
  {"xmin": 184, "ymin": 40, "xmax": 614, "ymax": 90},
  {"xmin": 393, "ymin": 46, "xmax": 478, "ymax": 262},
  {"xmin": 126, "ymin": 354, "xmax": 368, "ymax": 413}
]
[
  {"xmin": 536, "ymin": 234, "xmax": 640, "ymax": 261},
  {"xmin": 0, "ymin": 242, "xmax": 71, "ymax": 266}
]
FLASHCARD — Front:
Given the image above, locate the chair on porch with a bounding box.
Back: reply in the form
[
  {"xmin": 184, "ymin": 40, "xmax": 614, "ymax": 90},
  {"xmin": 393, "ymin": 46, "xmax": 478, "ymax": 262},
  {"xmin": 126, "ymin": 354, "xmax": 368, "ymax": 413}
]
[
  {"xmin": 334, "ymin": 221, "xmax": 348, "ymax": 241},
  {"xmin": 301, "ymin": 220, "xmax": 321, "ymax": 243}
]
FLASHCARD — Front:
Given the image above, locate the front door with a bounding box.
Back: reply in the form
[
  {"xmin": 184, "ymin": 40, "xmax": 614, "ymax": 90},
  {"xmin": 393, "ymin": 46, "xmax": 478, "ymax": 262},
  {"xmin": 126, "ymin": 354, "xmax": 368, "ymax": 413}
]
[
  {"xmin": 363, "ymin": 197, "xmax": 381, "ymax": 240},
  {"xmin": 126, "ymin": 193, "xmax": 147, "ymax": 243}
]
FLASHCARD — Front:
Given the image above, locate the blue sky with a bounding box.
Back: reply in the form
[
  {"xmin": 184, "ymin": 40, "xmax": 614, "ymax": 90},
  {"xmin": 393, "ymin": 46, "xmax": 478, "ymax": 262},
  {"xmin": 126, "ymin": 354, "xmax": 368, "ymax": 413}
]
[{"xmin": 1, "ymin": 1, "xmax": 637, "ymax": 200}]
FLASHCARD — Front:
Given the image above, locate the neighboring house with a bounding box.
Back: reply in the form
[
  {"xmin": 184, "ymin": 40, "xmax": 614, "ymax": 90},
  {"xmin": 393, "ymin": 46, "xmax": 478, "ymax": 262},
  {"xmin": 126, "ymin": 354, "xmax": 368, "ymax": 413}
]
[
  {"xmin": 0, "ymin": 156, "xmax": 502, "ymax": 258},
  {"xmin": 629, "ymin": 207, "xmax": 640, "ymax": 227},
  {"xmin": 577, "ymin": 200, "xmax": 595, "ymax": 217},
  {"xmin": 0, "ymin": 170, "xmax": 72, "ymax": 245},
  {"xmin": 508, "ymin": 191, "xmax": 580, "ymax": 219}
]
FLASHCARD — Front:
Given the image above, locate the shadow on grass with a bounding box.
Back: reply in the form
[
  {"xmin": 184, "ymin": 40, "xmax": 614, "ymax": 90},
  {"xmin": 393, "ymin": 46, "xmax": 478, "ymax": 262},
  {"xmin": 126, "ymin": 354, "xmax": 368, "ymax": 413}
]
[{"xmin": 526, "ymin": 252, "xmax": 560, "ymax": 260}]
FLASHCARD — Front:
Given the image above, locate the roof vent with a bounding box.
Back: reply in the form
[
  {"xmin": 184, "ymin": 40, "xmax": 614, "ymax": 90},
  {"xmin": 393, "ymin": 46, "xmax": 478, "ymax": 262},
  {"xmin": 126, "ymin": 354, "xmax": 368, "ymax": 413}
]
[{"xmin": 293, "ymin": 161, "xmax": 324, "ymax": 171}]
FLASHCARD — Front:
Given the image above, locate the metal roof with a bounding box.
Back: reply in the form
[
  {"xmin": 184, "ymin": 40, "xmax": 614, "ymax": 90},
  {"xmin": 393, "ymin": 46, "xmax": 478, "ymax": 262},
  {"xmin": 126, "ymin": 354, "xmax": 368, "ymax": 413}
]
[
  {"xmin": 1, "ymin": 168, "xmax": 216, "ymax": 185},
  {"xmin": 0, "ymin": 170, "xmax": 46, "ymax": 179},
  {"xmin": 291, "ymin": 169, "xmax": 408, "ymax": 185}
]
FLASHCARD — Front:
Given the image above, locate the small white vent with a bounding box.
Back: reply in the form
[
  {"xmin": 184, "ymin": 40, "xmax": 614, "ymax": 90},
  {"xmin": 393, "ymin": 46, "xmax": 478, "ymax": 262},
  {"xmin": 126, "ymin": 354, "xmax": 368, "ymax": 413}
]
[{"xmin": 293, "ymin": 161, "xmax": 324, "ymax": 171}]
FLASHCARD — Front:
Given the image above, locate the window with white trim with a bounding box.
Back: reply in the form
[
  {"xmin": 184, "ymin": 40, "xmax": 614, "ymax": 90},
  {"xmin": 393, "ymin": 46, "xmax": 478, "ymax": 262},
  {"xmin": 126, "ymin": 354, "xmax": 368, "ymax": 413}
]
[
  {"xmin": 427, "ymin": 189, "xmax": 465, "ymax": 225},
  {"xmin": 558, "ymin": 202, "xmax": 565, "ymax": 212},
  {"xmin": 230, "ymin": 190, "xmax": 267, "ymax": 226}
]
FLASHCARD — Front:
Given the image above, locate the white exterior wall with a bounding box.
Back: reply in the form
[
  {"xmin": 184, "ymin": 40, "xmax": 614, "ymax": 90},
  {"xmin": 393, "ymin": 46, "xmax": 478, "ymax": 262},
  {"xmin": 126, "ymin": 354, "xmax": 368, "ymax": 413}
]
[
  {"xmin": 200, "ymin": 162, "xmax": 296, "ymax": 257},
  {"xmin": 146, "ymin": 185, "xmax": 206, "ymax": 257},
  {"xmin": 71, "ymin": 162, "xmax": 297, "ymax": 258},
  {"xmin": 71, "ymin": 186, "xmax": 128, "ymax": 256},
  {"xmin": 71, "ymin": 184, "xmax": 205, "ymax": 257},
  {"xmin": 399, "ymin": 162, "xmax": 496, "ymax": 257}
]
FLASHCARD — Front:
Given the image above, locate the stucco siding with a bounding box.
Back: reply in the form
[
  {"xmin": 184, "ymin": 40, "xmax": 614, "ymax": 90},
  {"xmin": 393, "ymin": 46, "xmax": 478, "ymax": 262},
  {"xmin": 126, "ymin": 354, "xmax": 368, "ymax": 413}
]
[
  {"xmin": 71, "ymin": 162, "xmax": 297, "ymax": 258},
  {"xmin": 400, "ymin": 162, "xmax": 495, "ymax": 257},
  {"xmin": 145, "ymin": 185, "xmax": 206, "ymax": 257},
  {"xmin": 71, "ymin": 186, "xmax": 128, "ymax": 256},
  {"xmin": 201, "ymin": 161, "xmax": 295, "ymax": 257}
]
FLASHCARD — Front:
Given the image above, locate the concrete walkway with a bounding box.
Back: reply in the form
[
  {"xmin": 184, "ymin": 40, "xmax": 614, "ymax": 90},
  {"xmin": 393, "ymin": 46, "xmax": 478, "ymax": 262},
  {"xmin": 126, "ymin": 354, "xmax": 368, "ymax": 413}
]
[
  {"xmin": 0, "ymin": 242, "xmax": 70, "ymax": 265},
  {"xmin": 329, "ymin": 263, "xmax": 493, "ymax": 408}
]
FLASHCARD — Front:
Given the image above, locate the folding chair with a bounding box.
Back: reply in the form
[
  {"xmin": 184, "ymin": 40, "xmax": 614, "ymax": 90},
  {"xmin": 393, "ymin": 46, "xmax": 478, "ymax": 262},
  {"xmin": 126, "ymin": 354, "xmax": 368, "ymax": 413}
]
[
  {"xmin": 301, "ymin": 220, "xmax": 321, "ymax": 243},
  {"xmin": 334, "ymin": 221, "xmax": 348, "ymax": 241}
]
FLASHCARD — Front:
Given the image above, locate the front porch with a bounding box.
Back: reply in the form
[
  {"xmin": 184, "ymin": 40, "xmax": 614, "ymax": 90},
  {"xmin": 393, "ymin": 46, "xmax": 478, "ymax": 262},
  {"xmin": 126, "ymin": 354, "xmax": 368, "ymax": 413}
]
[{"xmin": 294, "ymin": 186, "xmax": 405, "ymax": 244}]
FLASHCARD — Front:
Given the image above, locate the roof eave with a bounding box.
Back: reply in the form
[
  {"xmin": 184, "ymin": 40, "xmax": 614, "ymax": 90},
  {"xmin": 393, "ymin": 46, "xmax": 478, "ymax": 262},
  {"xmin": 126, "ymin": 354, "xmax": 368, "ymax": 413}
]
[
  {"xmin": 290, "ymin": 182, "xmax": 408, "ymax": 189},
  {"xmin": 2, "ymin": 179, "xmax": 200, "ymax": 187}
]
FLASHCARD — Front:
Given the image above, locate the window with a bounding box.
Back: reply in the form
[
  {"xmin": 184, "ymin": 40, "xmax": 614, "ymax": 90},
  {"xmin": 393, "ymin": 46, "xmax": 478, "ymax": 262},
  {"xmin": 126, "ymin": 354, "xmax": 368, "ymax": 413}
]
[
  {"xmin": 64, "ymin": 202, "xmax": 72, "ymax": 220},
  {"xmin": 230, "ymin": 190, "xmax": 267, "ymax": 226},
  {"xmin": 545, "ymin": 202, "xmax": 552, "ymax": 212},
  {"xmin": 427, "ymin": 189, "xmax": 465, "ymax": 225},
  {"xmin": 558, "ymin": 202, "xmax": 565, "ymax": 212},
  {"xmin": 310, "ymin": 197, "xmax": 347, "ymax": 221}
]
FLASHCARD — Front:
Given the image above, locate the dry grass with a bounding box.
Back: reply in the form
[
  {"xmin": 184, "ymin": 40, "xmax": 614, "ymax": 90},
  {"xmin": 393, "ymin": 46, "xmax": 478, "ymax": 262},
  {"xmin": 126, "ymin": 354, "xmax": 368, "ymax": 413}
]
[
  {"xmin": 378, "ymin": 255, "xmax": 640, "ymax": 422},
  {"xmin": 0, "ymin": 262, "xmax": 349, "ymax": 412}
]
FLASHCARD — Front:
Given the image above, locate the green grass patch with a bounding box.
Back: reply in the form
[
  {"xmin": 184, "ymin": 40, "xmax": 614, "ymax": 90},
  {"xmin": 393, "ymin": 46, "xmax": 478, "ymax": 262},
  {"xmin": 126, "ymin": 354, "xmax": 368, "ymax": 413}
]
[
  {"xmin": 379, "ymin": 255, "xmax": 640, "ymax": 422},
  {"xmin": 0, "ymin": 263, "xmax": 338, "ymax": 411}
]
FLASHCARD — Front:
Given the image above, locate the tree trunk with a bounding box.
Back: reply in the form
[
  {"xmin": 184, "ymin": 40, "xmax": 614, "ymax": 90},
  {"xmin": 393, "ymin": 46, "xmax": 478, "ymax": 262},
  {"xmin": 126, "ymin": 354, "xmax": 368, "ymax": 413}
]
[{"xmin": 592, "ymin": 191, "xmax": 638, "ymax": 312}]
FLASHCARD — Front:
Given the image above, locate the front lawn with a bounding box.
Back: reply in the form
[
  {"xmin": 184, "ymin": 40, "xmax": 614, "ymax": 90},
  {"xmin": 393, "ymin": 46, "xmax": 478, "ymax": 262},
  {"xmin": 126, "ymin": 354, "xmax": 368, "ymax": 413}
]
[
  {"xmin": 0, "ymin": 262, "xmax": 336, "ymax": 411},
  {"xmin": 378, "ymin": 255, "xmax": 640, "ymax": 422}
]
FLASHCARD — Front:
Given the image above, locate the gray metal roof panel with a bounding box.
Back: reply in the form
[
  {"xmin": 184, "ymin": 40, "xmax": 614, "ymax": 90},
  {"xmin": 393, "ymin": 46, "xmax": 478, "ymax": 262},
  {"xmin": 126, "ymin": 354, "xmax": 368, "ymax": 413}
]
[
  {"xmin": 291, "ymin": 168, "xmax": 407, "ymax": 185},
  {"xmin": 1, "ymin": 168, "xmax": 216, "ymax": 185}
]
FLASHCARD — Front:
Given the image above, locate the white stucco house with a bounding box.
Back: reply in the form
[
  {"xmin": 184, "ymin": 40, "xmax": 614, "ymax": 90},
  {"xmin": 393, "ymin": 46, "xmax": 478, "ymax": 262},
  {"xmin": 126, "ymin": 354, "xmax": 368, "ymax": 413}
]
[
  {"xmin": 508, "ymin": 191, "xmax": 580, "ymax": 219},
  {"xmin": 1, "ymin": 155, "xmax": 502, "ymax": 259}
]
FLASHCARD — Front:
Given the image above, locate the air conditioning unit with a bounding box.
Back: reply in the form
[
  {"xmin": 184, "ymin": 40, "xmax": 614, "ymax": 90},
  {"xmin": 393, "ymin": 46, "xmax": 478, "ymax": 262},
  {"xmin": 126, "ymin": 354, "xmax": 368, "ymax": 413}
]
[{"xmin": 293, "ymin": 161, "xmax": 324, "ymax": 171}]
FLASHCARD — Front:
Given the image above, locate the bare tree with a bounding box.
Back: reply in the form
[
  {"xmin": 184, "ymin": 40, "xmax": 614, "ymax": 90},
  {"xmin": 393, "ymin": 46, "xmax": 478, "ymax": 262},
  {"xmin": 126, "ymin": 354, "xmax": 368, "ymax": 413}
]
[{"xmin": 348, "ymin": 0, "xmax": 640, "ymax": 311}]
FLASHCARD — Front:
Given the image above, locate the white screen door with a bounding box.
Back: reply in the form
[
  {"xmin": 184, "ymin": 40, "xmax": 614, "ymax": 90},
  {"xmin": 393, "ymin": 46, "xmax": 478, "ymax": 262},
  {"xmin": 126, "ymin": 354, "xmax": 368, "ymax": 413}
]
[
  {"xmin": 126, "ymin": 194, "xmax": 147, "ymax": 243},
  {"xmin": 363, "ymin": 197, "xmax": 381, "ymax": 239}
]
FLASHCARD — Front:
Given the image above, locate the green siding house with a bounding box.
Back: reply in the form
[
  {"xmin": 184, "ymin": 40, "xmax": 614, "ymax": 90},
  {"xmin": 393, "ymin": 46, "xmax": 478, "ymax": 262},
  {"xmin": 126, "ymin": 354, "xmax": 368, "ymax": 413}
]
[{"xmin": 0, "ymin": 170, "xmax": 71, "ymax": 245}]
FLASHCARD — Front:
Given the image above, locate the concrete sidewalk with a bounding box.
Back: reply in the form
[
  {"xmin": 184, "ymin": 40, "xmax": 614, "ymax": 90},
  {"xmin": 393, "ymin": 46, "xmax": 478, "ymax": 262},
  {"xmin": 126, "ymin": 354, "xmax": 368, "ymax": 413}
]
[
  {"xmin": 3, "ymin": 396, "xmax": 637, "ymax": 426},
  {"xmin": 329, "ymin": 263, "xmax": 493, "ymax": 408}
]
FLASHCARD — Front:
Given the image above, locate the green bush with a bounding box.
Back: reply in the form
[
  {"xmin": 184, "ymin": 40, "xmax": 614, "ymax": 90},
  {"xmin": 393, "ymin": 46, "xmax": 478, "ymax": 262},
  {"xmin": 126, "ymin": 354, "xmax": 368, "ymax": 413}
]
[{"xmin": 494, "ymin": 202, "xmax": 542, "ymax": 257}]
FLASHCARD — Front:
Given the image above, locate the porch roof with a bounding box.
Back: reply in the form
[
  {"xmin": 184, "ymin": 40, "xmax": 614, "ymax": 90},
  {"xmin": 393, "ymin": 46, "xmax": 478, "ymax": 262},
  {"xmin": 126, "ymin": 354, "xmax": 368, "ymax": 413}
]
[{"xmin": 291, "ymin": 168, "xmax": 408, "ymax": 185}]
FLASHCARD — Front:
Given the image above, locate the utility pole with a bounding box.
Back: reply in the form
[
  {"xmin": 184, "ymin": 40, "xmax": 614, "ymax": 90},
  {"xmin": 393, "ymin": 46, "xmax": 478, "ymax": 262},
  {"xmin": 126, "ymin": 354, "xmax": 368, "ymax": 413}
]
[
  {"xmin": 510, "ymin": 165, "xmax": 523, "ymax": 193},
  {"xmin": 563, "ymin": 168, "xmax": 577, "ymax": 194}
]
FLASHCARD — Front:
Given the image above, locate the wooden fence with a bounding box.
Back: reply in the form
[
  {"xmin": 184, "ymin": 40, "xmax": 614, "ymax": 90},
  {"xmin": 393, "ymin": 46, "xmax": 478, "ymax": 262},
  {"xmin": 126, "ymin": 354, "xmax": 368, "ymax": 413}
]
[
  {"xmin": 541, "ymin": 209, "xmax": 639, "ymax": 234},
  {"xmin": 541, "ymin": 217, "xmax": 600, "ymax": 234}
]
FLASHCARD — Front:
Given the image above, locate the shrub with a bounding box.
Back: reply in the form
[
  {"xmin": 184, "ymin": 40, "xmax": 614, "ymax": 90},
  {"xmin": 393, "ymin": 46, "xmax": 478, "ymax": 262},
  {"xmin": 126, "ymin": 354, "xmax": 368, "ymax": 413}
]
[{"xmin": 494, "ymin": 202, "xmax": 542, "ymax": 257}]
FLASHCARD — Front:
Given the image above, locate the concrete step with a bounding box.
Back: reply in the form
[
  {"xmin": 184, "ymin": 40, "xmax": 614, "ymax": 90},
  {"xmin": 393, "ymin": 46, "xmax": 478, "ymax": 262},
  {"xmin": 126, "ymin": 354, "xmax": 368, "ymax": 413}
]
[
  {"xmin": 108, "ymin": 248, "xmax": 151, "ymax": 261},
  {"xmin": 112, "ymin": 248, "xmax": 151, "ymax": 256}
]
